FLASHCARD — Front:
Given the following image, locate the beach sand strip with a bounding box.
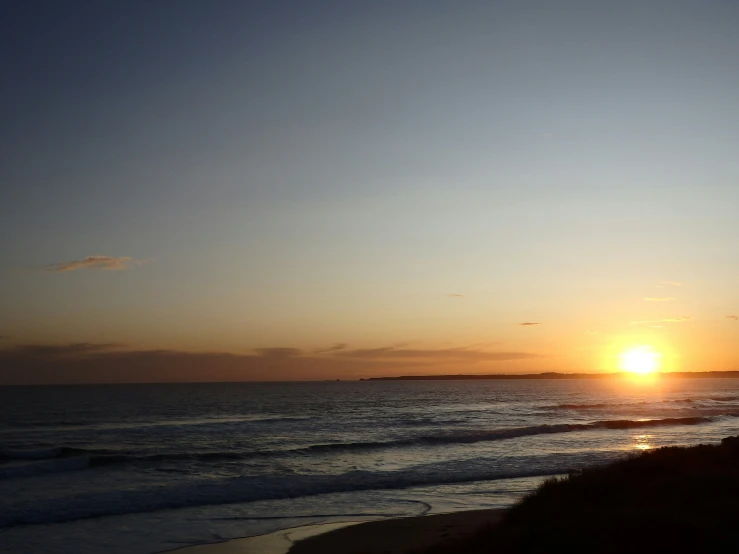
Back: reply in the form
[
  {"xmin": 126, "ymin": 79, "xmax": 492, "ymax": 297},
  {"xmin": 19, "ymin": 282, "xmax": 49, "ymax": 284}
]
[{"xmin": 172, "ymin": 508, "xmax": 504, "ymax": 554}]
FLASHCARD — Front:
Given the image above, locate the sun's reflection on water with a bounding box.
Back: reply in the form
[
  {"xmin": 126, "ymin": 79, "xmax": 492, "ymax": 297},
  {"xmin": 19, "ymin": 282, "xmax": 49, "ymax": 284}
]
[{"xmin": 632, "ymin": 434, "xmax": 653, "ymax": 450}]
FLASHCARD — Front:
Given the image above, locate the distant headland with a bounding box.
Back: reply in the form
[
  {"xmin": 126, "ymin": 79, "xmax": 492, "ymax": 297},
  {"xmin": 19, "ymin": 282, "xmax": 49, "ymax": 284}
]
[{"xmin": 361, "ymin": 371, "xmax": 739, "ymax": 381}]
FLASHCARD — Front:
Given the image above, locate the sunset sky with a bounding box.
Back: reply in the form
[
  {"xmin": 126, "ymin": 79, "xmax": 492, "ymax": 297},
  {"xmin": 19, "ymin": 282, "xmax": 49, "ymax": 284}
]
[{"xmin": 2, "ymin": 1, "xmax": 738, "ymax": 384}]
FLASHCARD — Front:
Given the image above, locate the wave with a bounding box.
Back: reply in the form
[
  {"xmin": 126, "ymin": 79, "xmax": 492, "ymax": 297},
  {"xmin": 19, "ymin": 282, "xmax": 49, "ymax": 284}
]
[
  {"xmin": 0, "ymin": 447, "xmax": 97, "ymax": 479},
  {"xmin": 552, "ymin": 399, "xmax": 698, "ymax": 410},
  {"xmin": 88, "ymin": 450, "xmax": 264, "ymax": 466},
  {"xmin": 300, "ymin": 416, "xmax": 713, "ymax": 453},
  {"xmin": 0, "ymin": 450, "xmax": 617, "ymax": 528},
  {"xmin": 94, "ymin": 416, "xmax": 711, "ymax": 462},
  {"xmin": 3, "ymin": 415, "xmax": 716, "ymax": 472},
  {"xmin": 0, "ymin": 456, "xmax": 90, "ymax": 480},
  {"xmin": 703, "ymin": 396, "xmax": 739, "ymax": 402},
  {"xmin": 593, "ymin": 417, "xmax": 707, "ymax": 429},
  {"xmin": 0, "ymin": 447, "xmax": 63, "ymax": 460},
  {"xmin": 551, "ymin": 397, "xmax": 739, "ymax": 411},
  {"xmin": 0, "ymin": 415, "xmax": 313, "ymax": 435},
  {"xmin": 394, "ymin": 417, "xmax": 468, "ymax": 426},
  {"xmin": 1, "ymin": 446, "xmax": 298, "ymax": 472}
]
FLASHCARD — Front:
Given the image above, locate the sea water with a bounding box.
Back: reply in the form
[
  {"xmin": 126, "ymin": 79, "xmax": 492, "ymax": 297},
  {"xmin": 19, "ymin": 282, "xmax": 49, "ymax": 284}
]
[{"xmin": 2, "ymin": 378, "xmax": 739, "ymax": 553}]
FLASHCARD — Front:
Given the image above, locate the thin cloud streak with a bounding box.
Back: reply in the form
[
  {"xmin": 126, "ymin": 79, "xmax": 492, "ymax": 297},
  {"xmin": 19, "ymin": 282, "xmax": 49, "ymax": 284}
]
[
  {"xmin": 333, "ymin": 346, "xmax": 539, "ymax": 361},
  {"xmin": 519, "ymin": 322, "xmax": 542, "ymax": 326},
  {"xmin": 313, "ymin": 343, "xmax": 348, "ymax": 354},
  {"xmin": 727, "ymin": 316, "xmax": 739, "ymax": 321},
  {"xmin": 45, "ymin": 256, "xmax": 145, "ymax": 272},
  {"xmin": 10, "ymin": 343, "xmax": 124, "ymax": 356},
  {"xmin": 630, "ymin": 317, "xmax": 690, "ymax": 325},
  {"xmin": 252, "ymin": 347, "xmax": 303, "ymax": 358}
]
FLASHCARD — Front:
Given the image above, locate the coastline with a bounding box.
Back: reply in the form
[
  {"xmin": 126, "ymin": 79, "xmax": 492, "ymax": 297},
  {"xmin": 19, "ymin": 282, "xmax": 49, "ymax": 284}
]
[
  {"xmin": 172, "ymin": 509, "xmax": 506, "ymax": 554},
  {"xmin": 364, "ymin": 370, "xmax": 739, "ymax": 380}
]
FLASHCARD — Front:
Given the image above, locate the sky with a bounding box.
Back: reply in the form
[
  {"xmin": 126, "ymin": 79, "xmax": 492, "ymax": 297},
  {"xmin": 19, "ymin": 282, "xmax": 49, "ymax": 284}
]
[{"xmin": 1, "ymin": 0, "xmax": 738, "ymax": 384}]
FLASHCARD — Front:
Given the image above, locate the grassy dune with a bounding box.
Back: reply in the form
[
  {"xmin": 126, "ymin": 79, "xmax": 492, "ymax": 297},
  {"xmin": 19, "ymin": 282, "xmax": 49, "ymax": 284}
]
[{"xmin": 420, "ymin": 436, "xmax": 739, "ymax": 554}]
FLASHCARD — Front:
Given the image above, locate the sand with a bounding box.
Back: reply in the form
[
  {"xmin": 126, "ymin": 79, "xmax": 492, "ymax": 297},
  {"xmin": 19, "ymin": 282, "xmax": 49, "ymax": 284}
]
[
  {"xmin": 171, "ymin": 509, "xmax": 505, "ymax": 554},
  {"xmin": 289, "ymin": 509, "xmax": 504, "ymax": 554}
]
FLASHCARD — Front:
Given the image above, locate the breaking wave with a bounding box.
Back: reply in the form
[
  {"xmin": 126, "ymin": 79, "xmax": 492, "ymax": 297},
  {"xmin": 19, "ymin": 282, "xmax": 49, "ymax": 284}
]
[
  {"xmin": 551, "ymin": 396, "xmax": 739, "ymax": 410},
  {"xmin": 0, "ymin": 450, "xmax": 617, "ymax": 527},
  {"xmin": 300, "ymin": 416, "xmax": 713, "ymax": 453},
  {"xmin": 1, "ymin": 415, "xmax": 718, "ymax": 476}
]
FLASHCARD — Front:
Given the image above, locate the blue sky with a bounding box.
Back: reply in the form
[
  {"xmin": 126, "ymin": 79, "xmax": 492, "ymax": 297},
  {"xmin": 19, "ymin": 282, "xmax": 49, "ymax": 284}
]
[{"xmin": 1, "ymin": 0, "xmax": 738, "ymax": 383}]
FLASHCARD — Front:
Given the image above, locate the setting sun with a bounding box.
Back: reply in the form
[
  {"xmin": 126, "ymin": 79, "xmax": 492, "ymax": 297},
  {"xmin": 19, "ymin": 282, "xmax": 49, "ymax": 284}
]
[{"xmin": 619, "ymin": 346, "xmax": 662, "ymax": 374}]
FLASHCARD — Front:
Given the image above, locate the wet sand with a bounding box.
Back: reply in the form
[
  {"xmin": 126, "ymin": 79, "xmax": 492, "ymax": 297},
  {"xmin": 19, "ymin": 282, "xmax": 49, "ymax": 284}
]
[
  {"xmin": 172, "ymin": 508, "xmax": 505, "ymax": 554},
  {"xmin": 289, "ymin": 508, "xmax": 504, "ymax": 554}
]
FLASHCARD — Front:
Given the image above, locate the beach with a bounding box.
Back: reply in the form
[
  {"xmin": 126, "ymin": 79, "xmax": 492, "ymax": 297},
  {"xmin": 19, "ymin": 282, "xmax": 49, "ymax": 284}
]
[{"xmin": 174, "ymin": 509, "xmax": 505, "ymax": 554}]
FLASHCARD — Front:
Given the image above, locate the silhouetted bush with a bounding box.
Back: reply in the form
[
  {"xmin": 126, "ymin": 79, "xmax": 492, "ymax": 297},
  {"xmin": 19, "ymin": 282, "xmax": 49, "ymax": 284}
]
[{"xmin": 419, "ymin": 437, "xmax": 739, "ymax": 554}]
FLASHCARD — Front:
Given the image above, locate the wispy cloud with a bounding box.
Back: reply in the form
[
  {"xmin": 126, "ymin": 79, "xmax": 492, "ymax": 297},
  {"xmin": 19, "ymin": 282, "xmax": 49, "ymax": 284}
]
[
  {"xmin": 313, "ymin": 343, "xmax": 347, "ymax": 354},
  {"xmin": 630, "ymin": 317, "xmax": 690, "ymax": 325},
  {"xmin": 9, "ymin": 343, "xmax": 124, "ymax": 357},
  {"xmin": 252, "ymin": 347, "xmax": 303, "ymax": 358},
  {"xmin": 446, "ymin": 294, "xmax": 465, "ymax": 298},
  {"xmin": 519, "ymin": 322, "xmax": 542, "ymax": 326},
  {"xmin": 333, "ymin": 346, "xmax": 539, "ymax": 361},
  {"xmin": 727, "ymin": 316, "xmax": 739, "ymax": 321},
  {"xmin": 644, "ymin": 297, "xmax": 675, "ymax": 302},
  {"xmin": 45, "ymin": 256, "xmax": 145, "ymax": 272}
]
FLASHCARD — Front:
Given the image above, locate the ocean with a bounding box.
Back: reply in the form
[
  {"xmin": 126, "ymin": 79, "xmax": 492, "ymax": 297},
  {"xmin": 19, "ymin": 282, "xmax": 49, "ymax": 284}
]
[{"xmin": 2, "ymin": 378, "xmax": 739, "ymax": 553}]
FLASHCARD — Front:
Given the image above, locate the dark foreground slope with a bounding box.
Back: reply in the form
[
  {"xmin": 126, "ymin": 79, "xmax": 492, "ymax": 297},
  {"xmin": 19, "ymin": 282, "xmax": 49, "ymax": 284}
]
[{"xmin": 422, "ymin": 436, "xmax": 739, "ymax": 554}]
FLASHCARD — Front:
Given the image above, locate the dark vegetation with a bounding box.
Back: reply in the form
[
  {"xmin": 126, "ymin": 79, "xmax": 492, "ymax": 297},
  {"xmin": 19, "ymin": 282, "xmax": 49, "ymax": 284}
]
[{"xmin": 419, "ymin": 437, "xmax": 739, "ymax": 553}]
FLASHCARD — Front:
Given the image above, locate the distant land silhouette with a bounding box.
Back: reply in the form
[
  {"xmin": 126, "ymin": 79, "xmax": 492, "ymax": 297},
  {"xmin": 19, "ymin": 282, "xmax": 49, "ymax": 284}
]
[{"xmin": 363, "ymin": 371, "xmax": 739, "ymax": 381}]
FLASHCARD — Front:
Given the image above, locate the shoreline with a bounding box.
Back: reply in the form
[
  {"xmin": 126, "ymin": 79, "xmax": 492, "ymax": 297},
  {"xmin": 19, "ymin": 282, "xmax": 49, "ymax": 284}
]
[{"xmin": 172, "ymin": 509, "xmax": 506, "ymax": 554}]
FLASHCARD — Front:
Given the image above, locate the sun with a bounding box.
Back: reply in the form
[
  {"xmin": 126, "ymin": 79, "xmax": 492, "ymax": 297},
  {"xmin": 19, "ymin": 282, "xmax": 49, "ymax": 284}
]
[{"xmin": 619, "ymin": 345, "xmax": 662, "ymax": 375}]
